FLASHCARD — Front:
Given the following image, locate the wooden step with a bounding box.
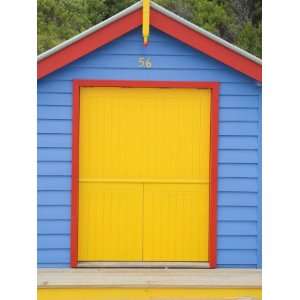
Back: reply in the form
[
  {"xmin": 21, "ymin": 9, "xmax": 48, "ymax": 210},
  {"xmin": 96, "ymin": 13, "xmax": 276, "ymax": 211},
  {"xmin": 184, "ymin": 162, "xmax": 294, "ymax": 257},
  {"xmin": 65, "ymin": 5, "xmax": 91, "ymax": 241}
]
[{"xmin": 38, "ymin": 268, "xmax": 261, "ymax": 289}]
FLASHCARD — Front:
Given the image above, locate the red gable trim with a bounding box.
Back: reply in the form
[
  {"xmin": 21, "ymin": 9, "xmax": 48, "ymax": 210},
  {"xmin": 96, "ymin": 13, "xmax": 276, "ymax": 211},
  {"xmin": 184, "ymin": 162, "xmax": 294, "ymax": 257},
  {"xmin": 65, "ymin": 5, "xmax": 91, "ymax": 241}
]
[
  {"xmin": 37, "ymin": 9, "xmax": 142, "ymax": 79},
  {"xmin": 151, "ymin": 9, "xmax": 262, "ymax": 81},
  {"xmin": 38, "ymin": 7, "xmax": 261, "ymax": 81}
]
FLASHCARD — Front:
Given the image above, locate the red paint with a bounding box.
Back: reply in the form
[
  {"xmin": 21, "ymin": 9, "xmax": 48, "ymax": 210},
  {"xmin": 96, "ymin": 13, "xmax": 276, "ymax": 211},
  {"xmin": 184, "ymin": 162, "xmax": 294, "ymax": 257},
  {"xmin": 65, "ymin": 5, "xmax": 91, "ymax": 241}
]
[
  {"xmin": 70, "ymin": 80, "xmax": 219, "ymax": 268},
  {"xmin": 37, "ymin": 9, "xmax": 142, "ymax": 79},
  {"xmin": 209, "ymin": 84, "xmax": 219, "ymax": 268},
  {"xmin": 38, "ymin": 7, "xmax": 261, "ymax": 81},
  {"xmin": 70, "ymin": 81, "xmax": 80, "ymax": 268},
  {"xmin": 150, "ymin": 9, "xmax": 261, "ymax": 81}
]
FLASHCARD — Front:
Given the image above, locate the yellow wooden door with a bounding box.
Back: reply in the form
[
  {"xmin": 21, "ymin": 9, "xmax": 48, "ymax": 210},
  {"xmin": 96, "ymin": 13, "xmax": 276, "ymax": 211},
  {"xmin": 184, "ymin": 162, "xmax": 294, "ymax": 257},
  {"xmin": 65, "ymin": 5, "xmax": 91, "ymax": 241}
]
[{"xmin": 78, "ymin": 87, "xmax": 211, "ymax": 262}]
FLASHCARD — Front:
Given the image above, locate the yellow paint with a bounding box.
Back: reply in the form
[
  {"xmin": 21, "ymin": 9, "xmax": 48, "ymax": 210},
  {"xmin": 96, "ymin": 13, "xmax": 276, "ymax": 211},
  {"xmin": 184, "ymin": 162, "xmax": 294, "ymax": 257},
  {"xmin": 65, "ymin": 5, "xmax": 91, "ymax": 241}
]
[
  {"xmin": 143, "ymin": 0, "xmax": 150, "ymax": 44},
  {"xmin": 78, "ymin": 183, "xmax": 143, "ymax": 261},
  {"xmin": 38, "ymin": 288, "xmax": 262, "ymax": 300},
  {"xmin": 143, "ymin": 184, "xmax": 209, "ymax": 261},
  {"xmin": 78, "ymin": 87, "xmax": 211, "ymax": 262}
]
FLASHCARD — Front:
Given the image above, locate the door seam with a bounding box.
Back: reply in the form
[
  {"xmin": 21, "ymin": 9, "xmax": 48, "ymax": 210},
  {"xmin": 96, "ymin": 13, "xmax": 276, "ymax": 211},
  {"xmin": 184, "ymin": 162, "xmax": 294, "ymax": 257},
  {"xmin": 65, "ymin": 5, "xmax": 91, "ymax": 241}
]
[{"xmin": 142, "ymin": 183, "xmax": 144, "ymax": 261}]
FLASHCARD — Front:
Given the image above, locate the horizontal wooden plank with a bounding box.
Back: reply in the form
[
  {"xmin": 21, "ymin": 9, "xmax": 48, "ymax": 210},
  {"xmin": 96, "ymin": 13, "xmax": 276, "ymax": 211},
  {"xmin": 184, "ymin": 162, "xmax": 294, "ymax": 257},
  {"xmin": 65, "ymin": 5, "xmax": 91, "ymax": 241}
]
[
  {"xmin": 218, "ymin": 236, "xmax": 257, "ymax": 250},
  {"xmin": 38, "ymin": 162, "xmax": 71, "ymax": 176},
  {"xmin": 38, "ymin": 191, "xmax": 71, "ymax": 206},
  {"xmin": 38, "ymin": 80, "xmax": 72, "ymax": 93},
  {"xmin": 220, "ymin": 83, "xmax": 259, "ymax": 96},
  {"xmin": 38, "ymin": 249, "xmax": 70, "ymax": 264},
  {"xmin": 218, "ymin": 207, "xmax": 257, "ymax": 221},
  {"xmin": 37, "ymin": 268, "xmax": 261, "ymax": 288},
  {"xmin": 218, "ymin": 178, "xmax": 258, "ymax": 192},
  {"xmin": 38, "ymin": 176, "xmax": 71, "ymax": 191},
  {"xmin": 217, "ymin": 250, "xmax": 257, "ymax": 265},
  {"xmin": 218, "ymin": 150, "xmax": 258, "ymax": 163},
  {"xmin": 38, "ymin": 120, "xmax": 72, "ymax": 134},
  {"xmin": 219, "ymin": 164, "xmax": 258, "ymax": 178},
  {"xmin": 38, "ymin": 148, "xmax": 72, "ymax": 162},
  {"xmin": 38, "ymin": 235, "xmax": 70, "ymax": 249},
  {"xmin": 219, "ymin": 136, "xmax": 258, "ymax": 150},
  {"xmin": 72, "ymin": 53, "xmax": 226, "ymax": 70},
  {"xmin": 38, "ymin": 221, "xmax": 70, "ymax": 234},
  {"xmin": 38, "ymin": 134, "xmax": 72, "ymax": 148},
  {"xmin": 219, "ymin": 108, "xmax": 258, "ymax": 122},
  {"xmin": 219, "ymin": 122, "xmax": 259, "ymax": 135},
  {"xmin": 218, "ymin": 221, "xmax": 257, "ymax": 235},
  {"xmin": 38, "ymin": 206, "xmax": 70, "ymax": 220},
  {"xmin": 38, "ymin": 106, "xmax": 72, "ymax": 120},
  {"xmin": 218, "ymin": 192, "xmax": 257, "ymax": 206},
  {"xmin": 219, "ymin": 95, "xmax": 259, "ymax": 108},
  {"xmin": 38, "ymin": 93, "xmax": 72, "ymax": 106},
  {"xmin": 47, "ymin": 68, "xmax": 252, "ymax": 83},
  {"xmin": 99, "ymin": 38, "xmax": 201, "ymax": 56}
]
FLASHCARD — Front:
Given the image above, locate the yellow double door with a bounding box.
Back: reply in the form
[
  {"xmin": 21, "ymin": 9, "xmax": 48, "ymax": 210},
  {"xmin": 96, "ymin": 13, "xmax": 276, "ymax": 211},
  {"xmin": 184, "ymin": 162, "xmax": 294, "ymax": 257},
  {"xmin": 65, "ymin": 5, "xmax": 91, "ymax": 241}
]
[{"xmin": 78, "ymin": 87, "xmax": 211, "ymax": 262}]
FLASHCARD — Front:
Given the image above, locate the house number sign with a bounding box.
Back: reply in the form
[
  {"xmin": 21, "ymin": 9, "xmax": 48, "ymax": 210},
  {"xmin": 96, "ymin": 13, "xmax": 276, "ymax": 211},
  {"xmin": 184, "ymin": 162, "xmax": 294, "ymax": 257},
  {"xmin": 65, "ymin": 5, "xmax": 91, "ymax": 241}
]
[{"xmin": 138, "ymin": 57, "xmax": 152, "ymax": 69}]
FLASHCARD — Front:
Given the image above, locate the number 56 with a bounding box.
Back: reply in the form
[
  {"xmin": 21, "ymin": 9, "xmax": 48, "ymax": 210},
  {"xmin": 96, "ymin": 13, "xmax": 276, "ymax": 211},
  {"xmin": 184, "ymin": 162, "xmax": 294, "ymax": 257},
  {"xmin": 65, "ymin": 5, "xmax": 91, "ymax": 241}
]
[{"xmin": 138, "ymin": 57, "xmax": 152, "ymax": 69}]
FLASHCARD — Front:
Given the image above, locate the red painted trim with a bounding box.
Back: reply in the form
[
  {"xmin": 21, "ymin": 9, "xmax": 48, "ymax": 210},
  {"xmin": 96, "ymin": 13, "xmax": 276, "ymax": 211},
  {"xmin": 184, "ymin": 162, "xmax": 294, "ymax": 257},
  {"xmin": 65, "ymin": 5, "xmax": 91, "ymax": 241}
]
[
  {"xmin": 37, "ymin": 9, "xmax": 142, "ymax": 79},
  {"xmin": 71, "ymin": 80, "xmax": 219, "ymax": 268},
  {"xmin": 38, "ymin": 8, "xmax": 261, "ymax": 81},
  {"xmin": 209, "ymin": 84, "xmax": 219, "ymax": 268},
  {"xmin": 70, "ymin": 81, "xmax": 80, "ymax": 268},
  {"xmin": 150, "ymin": 9, "xmax": 261, "ymax": 82},
  {"xmin": 70, "ymin": 80, "xmax": 219, "ymax": 268}
]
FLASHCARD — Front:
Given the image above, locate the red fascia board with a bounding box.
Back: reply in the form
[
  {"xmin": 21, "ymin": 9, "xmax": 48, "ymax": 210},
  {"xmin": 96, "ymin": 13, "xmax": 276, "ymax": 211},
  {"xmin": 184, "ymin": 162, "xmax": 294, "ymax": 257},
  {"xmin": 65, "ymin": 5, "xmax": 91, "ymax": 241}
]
[
  {"xmin": 151, "ymin": 9, "xmax": 262, "ymax": 82},
  {"xmin": 38, "ymin": 7, "xmax": 261, "ymax": 82},
  {"xmin": 37, "ymin": 9, "xmax": 142, "ymax": 79}
]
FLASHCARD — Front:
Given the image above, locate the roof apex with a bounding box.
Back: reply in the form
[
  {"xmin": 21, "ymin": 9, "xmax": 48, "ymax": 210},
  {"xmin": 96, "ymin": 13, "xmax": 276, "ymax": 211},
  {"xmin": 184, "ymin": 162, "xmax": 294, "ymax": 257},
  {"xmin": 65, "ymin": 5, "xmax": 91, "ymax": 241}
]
[
  {"xmin": 38, "ymin": 1, "xmax": 261, "ymax": 65},
  {"xmin": 38, "ymin": 1, "xmax": 262, "ymax": 81}
]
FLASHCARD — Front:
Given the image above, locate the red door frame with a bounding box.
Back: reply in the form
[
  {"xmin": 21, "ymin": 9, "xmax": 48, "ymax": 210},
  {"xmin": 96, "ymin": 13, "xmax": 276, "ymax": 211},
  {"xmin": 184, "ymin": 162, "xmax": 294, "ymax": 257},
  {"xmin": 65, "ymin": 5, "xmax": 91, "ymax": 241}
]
[{"xmin": 70, "ymin": 80, "xmax": 219, "ymax": 268}]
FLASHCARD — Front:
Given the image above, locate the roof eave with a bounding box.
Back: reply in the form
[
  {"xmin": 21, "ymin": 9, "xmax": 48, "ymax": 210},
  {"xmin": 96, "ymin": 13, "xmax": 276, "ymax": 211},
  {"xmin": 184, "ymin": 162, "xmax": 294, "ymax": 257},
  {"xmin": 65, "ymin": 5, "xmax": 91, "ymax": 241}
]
[
  {"xmin": 151, "ymin": 2, "xmax": 261, "ymax": 65},
  {"xmin": 37, "ymin": 1, "xmax": 142, "ymax": 62},
  {"xmin": 37, "ymin": 0, "xmax": 261, "ymax": 69}
]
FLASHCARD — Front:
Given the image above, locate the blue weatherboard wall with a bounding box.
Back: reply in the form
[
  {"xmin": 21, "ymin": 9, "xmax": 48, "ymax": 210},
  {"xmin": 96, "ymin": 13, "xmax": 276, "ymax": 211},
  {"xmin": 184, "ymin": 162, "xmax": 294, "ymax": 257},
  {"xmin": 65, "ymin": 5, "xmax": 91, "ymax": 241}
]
[{"xmin": 37, "ymin": 27, "xmax": 262, "ymax": 268}]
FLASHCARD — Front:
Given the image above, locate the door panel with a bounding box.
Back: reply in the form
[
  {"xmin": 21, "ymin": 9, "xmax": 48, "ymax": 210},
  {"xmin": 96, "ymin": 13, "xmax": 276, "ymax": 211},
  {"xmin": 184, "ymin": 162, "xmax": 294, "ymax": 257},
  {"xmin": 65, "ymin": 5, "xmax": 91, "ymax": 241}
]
[
  {"xmin": 143, "ymin": 184, "xmax": 209, "ymax": 261},
  {"xmin": 79, "ymin": 87, "xmax": 210, "ymax": 181},
  {"xmin": 78, "ymin": 183, "xmax": 143, "ymax": 261}
]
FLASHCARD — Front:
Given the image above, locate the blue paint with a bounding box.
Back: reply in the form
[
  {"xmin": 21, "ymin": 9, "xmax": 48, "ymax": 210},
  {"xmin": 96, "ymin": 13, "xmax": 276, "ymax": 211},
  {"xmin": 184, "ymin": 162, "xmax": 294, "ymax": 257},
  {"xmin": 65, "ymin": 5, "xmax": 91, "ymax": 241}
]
[
  {"xmin": 38, "ymin": 221, "xmax": 70, "ymax": 234},
  {"xmin": 257, "ymin": 85, "xmax": 262, "ymax": 268},
  {"xmin": 218, "ymin": 164, "xmax": 258, "ymax": 178},
  {"xmin": 219, "ymin": 150, "xmax": 258, "ymax": 163},
  {"xmin": 38, "ymin": 120, "xmax": 72, "ymax": 134},
  {"xmin": 38, "ymin": 148, "xmax": 72, "ymax": 162},
  {"xmin": 37, "ymin": 27, "xmax": 262, "ymax": 268},
  {"xmin": 38, "ymin": 191, "xmax": 71, "ymax": 205},
  {"xmin": 38, "ymin": 235, "xmax": 70, "ymax": 249},
  {"xmin": 218, "ymin": 192, "xmax": 257, "ymax": 206},
  {"xmin": 38, "ymin": 162, "xmax": 71, "ymax": 176},
  {"xmin": 218, "ymin": 236, "xmax": 257, "ymax": 250}
]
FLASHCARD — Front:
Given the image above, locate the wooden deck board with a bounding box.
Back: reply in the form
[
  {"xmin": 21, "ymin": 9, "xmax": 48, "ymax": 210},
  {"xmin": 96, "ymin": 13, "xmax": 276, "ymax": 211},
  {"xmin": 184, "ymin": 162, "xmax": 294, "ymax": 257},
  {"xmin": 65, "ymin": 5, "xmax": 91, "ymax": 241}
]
[{"xmin": 38, "ymin": 268, "xmax": 261, "ymax": 289}]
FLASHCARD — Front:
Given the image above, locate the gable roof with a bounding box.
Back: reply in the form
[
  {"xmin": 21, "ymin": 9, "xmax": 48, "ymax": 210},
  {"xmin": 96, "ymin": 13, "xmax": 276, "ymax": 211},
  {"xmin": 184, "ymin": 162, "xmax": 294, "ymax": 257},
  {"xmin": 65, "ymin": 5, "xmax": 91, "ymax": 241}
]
[{"xmin": 38, "ymin": 1, "xmax": 262, "ymax": 81}]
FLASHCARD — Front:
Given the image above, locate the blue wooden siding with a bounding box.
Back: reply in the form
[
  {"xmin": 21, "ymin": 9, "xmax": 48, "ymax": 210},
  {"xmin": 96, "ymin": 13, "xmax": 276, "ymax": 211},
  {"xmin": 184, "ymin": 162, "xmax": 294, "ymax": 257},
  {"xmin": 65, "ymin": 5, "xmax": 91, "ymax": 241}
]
[{"xmin": 37, "ymin": 27, "xmax": 262, "ymax": 268}]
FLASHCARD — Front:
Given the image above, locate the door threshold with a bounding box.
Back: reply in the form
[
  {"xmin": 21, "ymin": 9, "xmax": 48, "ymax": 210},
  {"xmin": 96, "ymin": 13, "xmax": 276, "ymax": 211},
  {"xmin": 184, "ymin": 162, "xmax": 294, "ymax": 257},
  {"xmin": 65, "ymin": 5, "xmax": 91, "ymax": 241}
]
[{"xmin": 77, "ymin": 262, "xmax": 210, "ymax": 269}]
